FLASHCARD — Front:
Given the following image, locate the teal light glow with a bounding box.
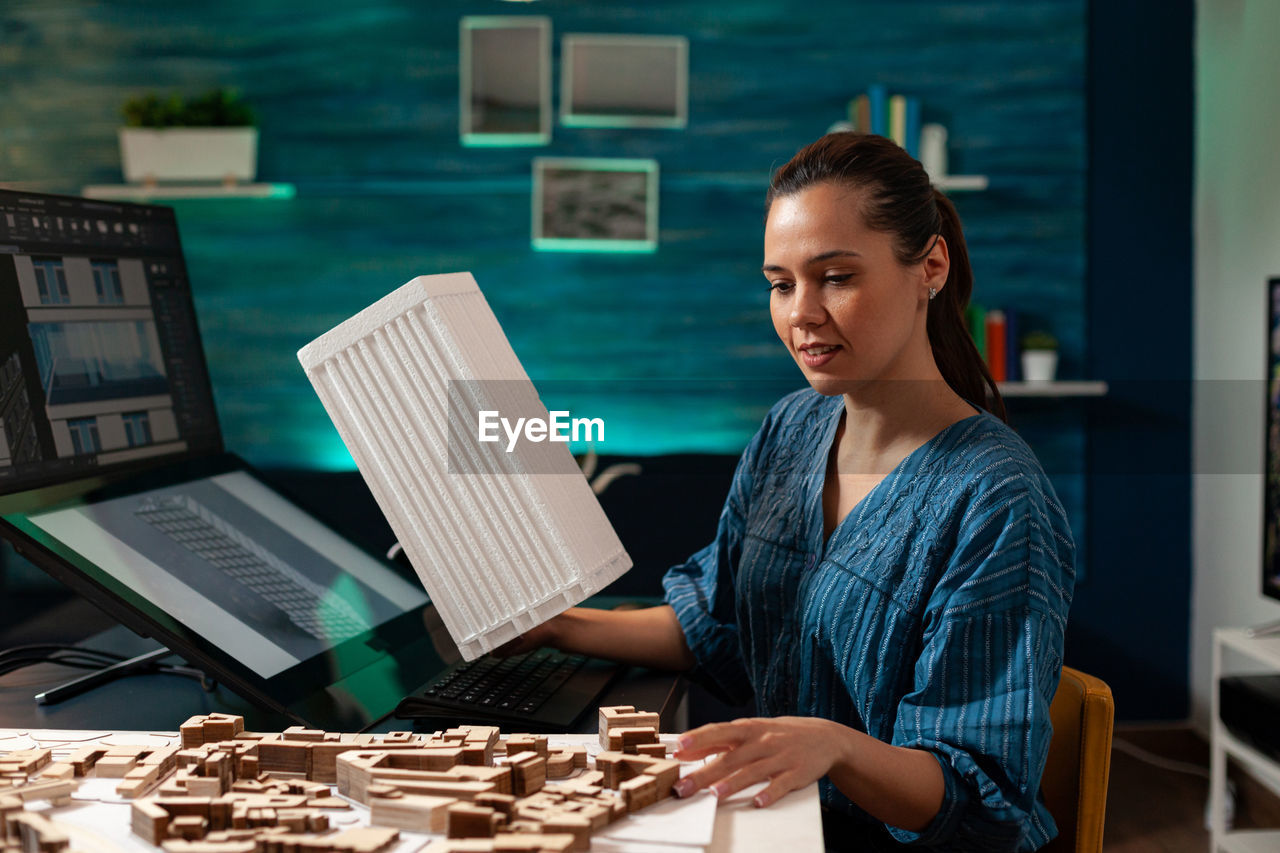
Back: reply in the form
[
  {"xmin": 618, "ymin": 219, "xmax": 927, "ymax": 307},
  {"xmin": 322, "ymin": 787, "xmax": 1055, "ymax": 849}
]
[
  {"xmin": 461, "ymin": 133, "xmax": 550, "ymax": 147},
  {"xmin": 531, "ymin": 237, "xmax": 657, "ymax": 253},
  {"xmin": 308, "ymin": 442, "xmax": 357, "ymax": 472},
  {"xmin": 559, "ymin": 115, "xmax": 685, "ymax": 129},
  {"xmin": 319, "ymin": 574, "xmax": 374, "ymax": 639}
]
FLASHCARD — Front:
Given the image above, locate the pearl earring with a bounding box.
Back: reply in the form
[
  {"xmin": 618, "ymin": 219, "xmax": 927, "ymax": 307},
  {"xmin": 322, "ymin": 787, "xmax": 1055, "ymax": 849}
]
[{"xmin": 928, "ymin": 288, "xmax": 937, "ymax": 301}]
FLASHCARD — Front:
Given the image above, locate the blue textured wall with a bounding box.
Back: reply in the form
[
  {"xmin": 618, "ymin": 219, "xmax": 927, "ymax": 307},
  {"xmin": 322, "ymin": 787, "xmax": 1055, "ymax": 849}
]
[
  {"xmin": 11, "ymin": 1, "xmax": 1206, "ymax": 718},
  {"xmin": 1082, "ymin": 0, "xmax": 1194, "ymax": 720},
  {"xmin": 1, "ymin": 0, "xmax": 1206, "ymax": 724},
  {"xmin": 0, "ymin": 0, "xmax": 1086, "ymax": 466}
]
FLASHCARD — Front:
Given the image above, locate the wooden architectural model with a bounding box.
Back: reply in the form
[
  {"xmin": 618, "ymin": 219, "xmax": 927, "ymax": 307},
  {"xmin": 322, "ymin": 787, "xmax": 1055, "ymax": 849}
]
[
  {"xmin": 1, "ymin": 746, "xmax": 77, "ymax": 852},
  {"xmin": 0, "ymin": 706, "xmax": 676, "ymax": 853}
]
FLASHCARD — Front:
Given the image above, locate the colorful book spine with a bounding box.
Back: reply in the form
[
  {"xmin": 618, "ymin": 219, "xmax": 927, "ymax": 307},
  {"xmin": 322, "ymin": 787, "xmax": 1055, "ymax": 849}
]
[
  {"xmin": 849, "ymin": 94, "xmax": 871, "ymax": 133},
  {"xmin": 904, "ymin": 96, "xmax": 922, "ymax": 158},
  {"xmin": 965, "ymin": 303, "xmax": 987, "ymax": 366},
  {"xmin": 1004, "ymin": 307, "xmax": 1021, "ymax": 381},
  {"xmin": 866, "ymin": 84, "xmax": 888, "ymax": 136},
  {"xmin": 985, "ymin": 310, "xmax": 1007, "ymax": 383},
  {"xmin": 889, "ymin": 94, "xmax": 907, "ymax": 149},
  {"xmin": 848, "ymin": 88, "xmax": 921, "ymax": 157}
]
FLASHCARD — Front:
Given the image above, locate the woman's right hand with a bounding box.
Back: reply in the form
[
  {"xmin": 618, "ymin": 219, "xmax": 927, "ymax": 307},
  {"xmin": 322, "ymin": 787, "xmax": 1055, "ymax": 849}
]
[
  {"xmin": 491, "ymin": 611, "xmax": 569, "ymax": 657},
  {"xmin": 490, "ymin": 605, "xmax": 694, "ymax": 671}
]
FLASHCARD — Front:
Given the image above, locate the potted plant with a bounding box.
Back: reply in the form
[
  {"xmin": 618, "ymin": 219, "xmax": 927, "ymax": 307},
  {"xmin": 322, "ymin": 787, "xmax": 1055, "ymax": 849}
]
[
  {"xmin": 119, "ymin": 89, "xmax": 258, "ymax": 185},
  {"xmin": 1020, "ymin": 330, "xmax": 1059, "ymax": 383}
]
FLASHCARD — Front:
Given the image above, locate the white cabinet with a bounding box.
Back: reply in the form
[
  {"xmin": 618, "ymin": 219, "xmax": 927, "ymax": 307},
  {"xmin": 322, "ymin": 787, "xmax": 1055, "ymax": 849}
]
[{"xmin": 1211, "ymin": 628, "xmax": 1280, "ymax": 851}]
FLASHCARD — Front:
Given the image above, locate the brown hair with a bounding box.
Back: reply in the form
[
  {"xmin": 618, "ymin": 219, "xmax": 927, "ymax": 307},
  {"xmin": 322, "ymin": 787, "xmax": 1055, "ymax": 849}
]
[{"xmin": 765, "ymin": 131, "xmax": 1006, "ymax": 422}]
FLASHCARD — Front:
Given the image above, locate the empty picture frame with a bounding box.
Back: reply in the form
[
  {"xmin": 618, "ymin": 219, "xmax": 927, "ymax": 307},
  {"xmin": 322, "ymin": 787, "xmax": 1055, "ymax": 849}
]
[
  {"xmin": 460, "ymin": 16, "xmax": 551, "ymax": 146},
  {"xmin": 560, "ymin": 34, "xmax": 689, "ymax": 129},
  {"xmin": 532, "ymin": 158, "xmax": 659, "ymax": 253}
]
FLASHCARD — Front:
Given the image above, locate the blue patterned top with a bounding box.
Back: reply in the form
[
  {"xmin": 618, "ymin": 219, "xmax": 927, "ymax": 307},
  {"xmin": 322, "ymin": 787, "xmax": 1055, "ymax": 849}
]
[{"xmin": 662, "ymin": 389, "xmax": 1075, "ymax": 851}]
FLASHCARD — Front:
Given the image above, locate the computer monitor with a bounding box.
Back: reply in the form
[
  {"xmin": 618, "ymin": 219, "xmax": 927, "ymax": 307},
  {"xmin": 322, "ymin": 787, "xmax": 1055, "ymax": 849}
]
[
  {"xmin": 0, "ymin": 190, "xmax": 452, "ymax": 730},
  {"xmin": 0, "ymin": 190, "xmax": 222, "ymax": 493},
  {"xmin": 1264, "ymin": 277, "xmax": 1280, "ymax": 602}
]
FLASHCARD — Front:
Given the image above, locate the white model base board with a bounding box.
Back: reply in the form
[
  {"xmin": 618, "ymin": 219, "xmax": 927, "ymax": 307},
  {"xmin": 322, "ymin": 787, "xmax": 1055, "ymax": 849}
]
[{"xmin": 298, "ymin": 272, "xmax": 631, "ymax": 659}]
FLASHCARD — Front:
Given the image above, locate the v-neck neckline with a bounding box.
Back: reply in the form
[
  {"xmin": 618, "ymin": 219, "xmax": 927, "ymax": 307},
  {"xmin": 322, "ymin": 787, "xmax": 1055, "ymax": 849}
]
[{"xmin": 810, "ymin": 396, "xmax": 985, "ymax": 559}]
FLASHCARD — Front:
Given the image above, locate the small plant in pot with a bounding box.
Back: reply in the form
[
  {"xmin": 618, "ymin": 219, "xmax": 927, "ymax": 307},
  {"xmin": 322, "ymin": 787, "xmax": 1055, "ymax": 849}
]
[
  {"xmin": 119, "ymin": 89, "xmax": 258, "ymax": 186},
  {"xmin": 1020, "ymin": 330, "xmax": 1059, "ymax": 383}
]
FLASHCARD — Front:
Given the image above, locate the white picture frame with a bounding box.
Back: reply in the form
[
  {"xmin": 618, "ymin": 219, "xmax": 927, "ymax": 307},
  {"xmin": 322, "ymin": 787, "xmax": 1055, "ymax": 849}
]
[
  {"xmin": 459, "ymin": 16, "xmax": 552, "ymax": 146},
  {"xmin": 560, "ymin": 34, "xmax": 689, "ymax": 129},
  {"xmin": 532, "ymin": 158, "xmax": 659, "ymax": 252}
]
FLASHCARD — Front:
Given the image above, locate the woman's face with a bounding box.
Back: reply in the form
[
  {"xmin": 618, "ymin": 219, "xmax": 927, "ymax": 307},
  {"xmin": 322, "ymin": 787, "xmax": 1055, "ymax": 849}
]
[{"xmin": 763, "ymin": 181, "xmax": 944, "ymax": 397}]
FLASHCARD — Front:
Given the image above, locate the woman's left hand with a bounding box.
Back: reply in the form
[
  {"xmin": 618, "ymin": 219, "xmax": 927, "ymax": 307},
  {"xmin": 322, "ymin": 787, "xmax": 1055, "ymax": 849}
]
[{"xmin": 671, "ymin": 716, "xmax": 849, "ymax": 808}]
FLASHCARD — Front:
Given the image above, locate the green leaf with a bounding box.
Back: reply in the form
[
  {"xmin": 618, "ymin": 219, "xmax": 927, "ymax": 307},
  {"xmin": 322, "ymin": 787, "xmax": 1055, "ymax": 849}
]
[{"xmin": 120, "ymin": 88, "xmax": 255, "ymax": 127}]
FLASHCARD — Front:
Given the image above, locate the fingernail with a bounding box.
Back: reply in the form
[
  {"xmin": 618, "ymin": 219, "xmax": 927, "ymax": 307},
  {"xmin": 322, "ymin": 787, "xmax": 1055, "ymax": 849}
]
[
  {"xmin": 674, "ymin": 779, "xmax": 692, "ymax": 798},
  {"xmin": 711, "ymin": 783, "xmax": 727, "ymax": 798},
  {"xmin": 753, "ymin": 793, "xmax": 768, "ymax": 808},
  {"xmin": 676, "ymin": 735, "xmax": 692, "ymax": 750}
]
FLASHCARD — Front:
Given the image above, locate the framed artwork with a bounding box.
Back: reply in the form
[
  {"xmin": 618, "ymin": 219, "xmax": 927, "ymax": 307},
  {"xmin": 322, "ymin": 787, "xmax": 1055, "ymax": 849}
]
[
  {"xmin": 532, "ymin": 158, "xmax": 659, "ymax": 252},
  {"xmin": 560, "ymin": 35, "xmax": 689, "ymax": 129},
  {"xmin": 459, "ymin": 16, "xmax": 551, "ymax": 146}
]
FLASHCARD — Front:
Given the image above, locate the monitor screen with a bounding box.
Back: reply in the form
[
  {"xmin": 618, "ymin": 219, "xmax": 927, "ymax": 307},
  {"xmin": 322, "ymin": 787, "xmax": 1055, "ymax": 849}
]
[
  {"xmin": 25, "ymin": 467, "xmax": 429, "ymax": 679},
  {"xmin": 1265, "ymin": 276, "xmax": 1280, "ymax": 602},
  {"xmin": 0, "ymin": 190, "xmax": 221, "ymax": 496},
  {"xmin": 0, "ymin": 191, "xmax": 445, "ymax": 729}
]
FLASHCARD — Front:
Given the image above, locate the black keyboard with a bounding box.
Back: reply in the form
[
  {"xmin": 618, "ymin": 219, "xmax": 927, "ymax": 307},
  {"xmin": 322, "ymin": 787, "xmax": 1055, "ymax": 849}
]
[{"xmin": 394, "ymin": 648, "xmax": 623, "ymax": 732}]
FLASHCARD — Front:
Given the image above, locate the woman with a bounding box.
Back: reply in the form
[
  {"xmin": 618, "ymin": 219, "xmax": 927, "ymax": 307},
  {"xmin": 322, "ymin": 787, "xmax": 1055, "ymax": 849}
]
[{"xmin": 508, "ymin": 132, "xmax": 1075, "ymax": 851}]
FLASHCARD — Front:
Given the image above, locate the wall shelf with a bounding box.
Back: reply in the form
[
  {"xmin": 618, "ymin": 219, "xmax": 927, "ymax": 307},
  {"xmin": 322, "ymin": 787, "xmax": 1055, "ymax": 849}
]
[
  {"xmin": 81, "ymin": 183, "xmax": 296, "ymax": 201},
  {"xmin": 998, "ymin": 380, "xmax": 1108, "ymax": 397}
]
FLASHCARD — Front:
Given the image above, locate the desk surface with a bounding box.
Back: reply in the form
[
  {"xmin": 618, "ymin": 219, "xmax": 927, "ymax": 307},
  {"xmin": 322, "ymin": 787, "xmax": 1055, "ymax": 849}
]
[
  {"xmin": 0, "ymin": 598, "xmax": 823, "ymax": 850},
  {"xmin": 0, "ymin": 598, "xmax": 686, "ymax": 735}
]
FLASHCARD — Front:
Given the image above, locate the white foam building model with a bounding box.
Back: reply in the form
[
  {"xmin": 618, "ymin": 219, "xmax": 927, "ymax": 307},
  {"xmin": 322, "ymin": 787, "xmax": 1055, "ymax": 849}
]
[{"xmin": 298, "ymin": 272, "xmax": 631, "ymax": 659}]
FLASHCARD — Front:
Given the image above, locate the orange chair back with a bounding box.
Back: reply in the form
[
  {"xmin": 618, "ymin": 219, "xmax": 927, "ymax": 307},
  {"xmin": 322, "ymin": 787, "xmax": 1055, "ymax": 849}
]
[{"xmin": 1039, "ymin": 666, "xmax": 1114, "ymax": 853}]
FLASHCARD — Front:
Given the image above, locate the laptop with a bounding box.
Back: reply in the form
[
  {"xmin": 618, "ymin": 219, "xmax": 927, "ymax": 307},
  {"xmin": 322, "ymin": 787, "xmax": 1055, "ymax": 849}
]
[{"xmin": 0, "ymin": 189, "xmax": 620, "ymax": 732}]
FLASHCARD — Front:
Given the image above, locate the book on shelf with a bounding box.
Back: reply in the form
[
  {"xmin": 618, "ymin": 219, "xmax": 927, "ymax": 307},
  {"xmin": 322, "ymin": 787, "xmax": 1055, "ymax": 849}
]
[
  {"xmin": 1004, "ymin": 307, "xmax": 1021, "ymax": 381},
  {"xmin": 889, "ymin": 94, "xmax": 907, "ymax": 149},
  {"xmin": 846, "ymin": 87, "xmax": 922, "ymax": 159},
  {"xmin": 849, "ymin": 94, "xmax": 871, "ymax": 134},
  {"xmin": 965, "ymin": 303, "xmax": 987, "ymax": 368},
  {"xmin": 965, "ymin": 305, "xmax": 1030, "ymax": 383},
  {"xmin": 985, "ymin": 309, "xmax": 1007, "ymax": 383},
  {"xmin": 866, "ymin": 84, "xmax": 888, "ymax": 136},
  {"xmin": 904, "ymin": 97, "xmax": 921, "ymax": 158}
]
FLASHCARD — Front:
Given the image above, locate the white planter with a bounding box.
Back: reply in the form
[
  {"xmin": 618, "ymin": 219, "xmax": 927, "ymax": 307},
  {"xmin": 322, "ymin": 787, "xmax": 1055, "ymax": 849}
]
[
  {"xmin": 1021, "ymin": 349, "xmax": 1059, "ymax": 383},
  {"xmin": 118, "ymin": 127, "xmax": 258, "ymax": 184}
]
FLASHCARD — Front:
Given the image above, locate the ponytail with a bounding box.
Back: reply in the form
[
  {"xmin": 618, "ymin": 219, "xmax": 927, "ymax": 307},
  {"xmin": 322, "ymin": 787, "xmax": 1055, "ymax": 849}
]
[{"xmin": 927, "ymin": 189, "xmax": 1006, "ymax": 422}]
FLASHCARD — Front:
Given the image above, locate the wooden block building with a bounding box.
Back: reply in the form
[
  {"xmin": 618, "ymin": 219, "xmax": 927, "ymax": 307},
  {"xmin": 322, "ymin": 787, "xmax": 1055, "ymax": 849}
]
[{"xmin": 0, "ymin": 705, "xmax": 682, "ymax": 853}]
